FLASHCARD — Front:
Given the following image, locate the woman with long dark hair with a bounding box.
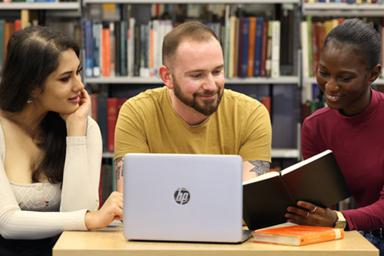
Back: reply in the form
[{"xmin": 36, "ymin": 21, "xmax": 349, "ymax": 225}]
[{"xmin": 0, "ymin": 26, "xmax": 122, "ymax": 256}]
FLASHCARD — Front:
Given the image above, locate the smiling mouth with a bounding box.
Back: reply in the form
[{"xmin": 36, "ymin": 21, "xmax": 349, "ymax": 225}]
[
  {"xmin": 325, "ymin": 94, "xmax": 342, "ymax": 102},
  {"xmin": 68, "ymin": 95, "xmax": 80, "ymax": 103}
]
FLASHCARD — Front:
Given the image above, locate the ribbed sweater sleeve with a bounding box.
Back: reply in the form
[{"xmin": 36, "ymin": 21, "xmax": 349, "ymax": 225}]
[{"xmin": 0, "ymin": 117, "xmax": 102, "ymax": 239}]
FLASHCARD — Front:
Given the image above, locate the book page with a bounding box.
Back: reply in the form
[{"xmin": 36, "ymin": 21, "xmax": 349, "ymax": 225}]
[
  {"xmin": 242, "ymin": 171, "xmax": 280, "ymax": 185},
  {"xmin": 280, "ymin": 149, "xmax": 332, "ymax": 176}
]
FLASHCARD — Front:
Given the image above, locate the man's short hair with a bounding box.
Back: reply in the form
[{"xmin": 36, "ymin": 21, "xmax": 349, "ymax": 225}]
[{"xmin": 162, "ymin": 21, "xmax": 220, "ymax": 66}]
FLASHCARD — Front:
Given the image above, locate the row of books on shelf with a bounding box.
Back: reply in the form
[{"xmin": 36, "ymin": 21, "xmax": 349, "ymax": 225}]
[
  {"xmin": 301, "ymin": 17, "xmax": 342, "ymax": 78},
  {"xmin": 301, "ymin": 16, "xmax": 384, "ymax": 79},
  {"xmin": 82, "ymin": 19, "xmax": 172, "ymax": 79},
  {"xmin": 0, "ymin": 12, "xmax": 30, "ymax": 70},
  {"xmin": 0, "ymin": 10, "xmax": 81, "ymax": 72},
  {"xmin": 82, "ymin": 17, "xmax": 281, "ymax": 80}
]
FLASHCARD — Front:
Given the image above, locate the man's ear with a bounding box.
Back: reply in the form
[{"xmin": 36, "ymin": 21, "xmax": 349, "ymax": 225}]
[
  {"xmin": 159, "ymin": 65, "xmax": 174, "ymax": 89},
  {"xmin": 368, "ymin": 64, "xmax": 382, "ymax": 83}
]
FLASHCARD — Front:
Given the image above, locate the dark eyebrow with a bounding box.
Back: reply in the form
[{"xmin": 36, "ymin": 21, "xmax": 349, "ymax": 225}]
[
  {"xmin": 318, "ymin": 65, "xmax": 356, "ymax": 76},
  {"xmin": 338, "ymin": 71, "xmax": 355, "ymax": 75},
  {"xmin": 59, "ymin": 71, "xmax": 72, "ymax": 77},
  {"xmin": 58, "ymin": 65, "xmax": 82, "ymax": 77},
  {"xmin": 214, "ymin": 65, "xmax": 224, "ymax": 70},
  {"xmin": 186, "ymin": 65, "xmax": 224, "ymax": 74}
]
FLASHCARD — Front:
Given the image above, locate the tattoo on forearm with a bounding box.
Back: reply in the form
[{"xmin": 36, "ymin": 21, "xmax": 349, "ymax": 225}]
[
  {"xmin": 114, "ymin": 158, "xmax": 123, "ymax": 180},
  {"xmin": 249, "ymin": 160, "xmax": 270, "ymax": 176}
]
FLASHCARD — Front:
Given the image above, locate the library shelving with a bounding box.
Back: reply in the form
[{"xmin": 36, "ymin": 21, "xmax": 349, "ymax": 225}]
[
  {"xmin": 301, "ymin": 1, "xmax": 384, "ymax": 115},
  {"xmin": 82, "ymin": 0, "xmax": 302, "ymax": 160},
  {"xmin": 302, "ymin": 2, "xmax": 384, "ymax": 17},
  {"xmin": 0, "ymin": 1, "xmax": 82, "ymax": 79}
]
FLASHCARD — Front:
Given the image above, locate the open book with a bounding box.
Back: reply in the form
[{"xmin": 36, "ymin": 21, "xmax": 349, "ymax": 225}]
[
  {"xmin": 243, "ymin": 149, "xmax": 350, "ymax": 230},
  {"xmin": 252, "ymin": 223, "xmax": 344, "ymax": 246}
]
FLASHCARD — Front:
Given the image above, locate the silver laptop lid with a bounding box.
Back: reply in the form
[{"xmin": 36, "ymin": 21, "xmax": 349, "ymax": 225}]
[{"xmin": 123, "ymin": 153, "xmax": 244, "ymax": 243}]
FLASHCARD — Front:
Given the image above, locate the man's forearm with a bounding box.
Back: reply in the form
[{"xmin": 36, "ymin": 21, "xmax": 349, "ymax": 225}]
[
  {"xmin": 114, "ymin": 157, "xmax": 124, "ymax": 193},
  {"xmin": 249, "ymin": 160, "xmax": 270, "ymax": 176}
]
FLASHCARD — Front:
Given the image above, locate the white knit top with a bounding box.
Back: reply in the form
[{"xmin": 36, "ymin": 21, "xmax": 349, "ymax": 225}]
[{"xmin": 0, "ymin": 117, "xmax": 102, "ymax": 239}]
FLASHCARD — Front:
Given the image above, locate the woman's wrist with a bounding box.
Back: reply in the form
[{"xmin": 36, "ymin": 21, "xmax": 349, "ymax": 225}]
[
  {"xmin": 85, "ymin": 210, "xmax": 98, "ymax": 230},
  {"xmin": 66, "ymin": 116, "xmax": 87, "ymax": 136}
]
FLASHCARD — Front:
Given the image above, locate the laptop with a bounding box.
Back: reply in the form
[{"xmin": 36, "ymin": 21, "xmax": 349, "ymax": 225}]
[{"xmin": 123, "ymin": 153, "xmax": 251, "ymax": 243}]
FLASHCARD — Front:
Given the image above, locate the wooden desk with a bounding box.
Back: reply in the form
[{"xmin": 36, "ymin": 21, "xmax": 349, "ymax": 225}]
[{"xmin": 53, "ymin": 226, "xmax": 378, "ymax": 256}]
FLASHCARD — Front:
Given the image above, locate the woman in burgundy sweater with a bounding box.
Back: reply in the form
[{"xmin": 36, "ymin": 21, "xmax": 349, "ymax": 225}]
[{"xmin": 286, "ymin": 18, "xmax": 384, "ymax": 255}]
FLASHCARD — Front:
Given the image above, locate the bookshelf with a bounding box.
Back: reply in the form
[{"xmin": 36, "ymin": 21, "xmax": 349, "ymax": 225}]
[
  {"xmin": 0, "ymin": 1, "xmax": 82, "ymax": 79},
  {"xmin": 301, "ymin": 1, "xmax": 384, "ymax": 115},
  {"xmin": 82, "ymin": 1, "xmax": 302, "ymax": 161},
  {"xmin": 302, "ymin": 2, "xmax": 384, "ymax": 17},
  {"xmin": 0, "ymin": 1, "xmax": 303, "ymax": 159}
]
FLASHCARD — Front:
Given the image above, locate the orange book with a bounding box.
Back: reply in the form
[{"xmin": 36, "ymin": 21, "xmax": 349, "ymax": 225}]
[
  {"xmin": 252, "ymin": 225, "xmax": 344, "ymax": 246},
  {"xmin": 101, "ymin": 26, "xmax": 111, "ymax": 77}
]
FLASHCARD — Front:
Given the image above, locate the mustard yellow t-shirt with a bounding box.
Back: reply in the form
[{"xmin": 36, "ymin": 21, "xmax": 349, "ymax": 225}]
[{"xmin": 114, "ymin": 87, "xmax": 271, "ymax": 162}]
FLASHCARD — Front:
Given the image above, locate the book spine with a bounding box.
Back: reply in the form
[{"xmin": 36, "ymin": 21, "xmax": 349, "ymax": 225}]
[
  {"xmin": 271, "ymin": 20, "xmax": 280, "ymax": 78},
  {"xmin": 101, "ymin": 24, "xmax": 111, "ymax": 77},
  {"xmin": 300, "ymin": 229, "xmax": 344, "ymax": 245},
  {"xmin": 83, "ymin": 20, "xmax": 94, "ymax": 78},
  {"xmin": 247, "ymin": 17, "xmax": 256, "ymax": 77},
  {"xmin": 92, "ymin": 22, "xmax": 102, "ymax": 78},
  {"xmin": 254, "ymin": 16, "xmax": 264, "ymax": 77},
  {"xmin": 107, "ymin": 98, "xmax": 119, "ymax": 153},
  {"xmin": 97, "ymin": 94, "xmax": 108, "ymax": 152},
  {"xmin": 260, "ymin": 18, "xmax": 268, "ymax": 77},
  {"xmin": 239, "ymin": 17, "xmax": 249, "ymax": 78}
]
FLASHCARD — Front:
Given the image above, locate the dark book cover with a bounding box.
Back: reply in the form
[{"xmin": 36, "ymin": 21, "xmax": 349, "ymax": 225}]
[
  {"xmin": 243, "ymin": 149, "xmax": 350, "ymax": 230},
  {"xmin": 253, "ymin": 16, "xmax": 264, "ymax": 77},
  {"xmin": 114, "ymin": 21, "xmax": 121, "ymax": 76},
  {"xmin": 97, "ymin": 93, "xmax": 108, "ymax": 152},
  {"xmin": 243, "ymin": 172, "xmax": 294, "ymax": 231}
]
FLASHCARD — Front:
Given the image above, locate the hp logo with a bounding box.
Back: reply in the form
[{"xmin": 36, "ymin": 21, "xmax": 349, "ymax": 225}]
[{"xmin": 174, "ymin": 188, "xmax": 190, "ymax": 205}]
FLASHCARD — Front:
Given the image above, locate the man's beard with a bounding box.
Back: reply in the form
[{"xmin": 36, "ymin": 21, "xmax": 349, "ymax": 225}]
[{"xmin": 173, "ymin": 77, "xmax": 223, "ymax": 116}]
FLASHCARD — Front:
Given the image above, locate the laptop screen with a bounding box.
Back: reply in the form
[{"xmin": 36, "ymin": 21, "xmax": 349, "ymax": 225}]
[{"xmin": 123, "ymin": 153, "xmax": 245, "ymax": 243}]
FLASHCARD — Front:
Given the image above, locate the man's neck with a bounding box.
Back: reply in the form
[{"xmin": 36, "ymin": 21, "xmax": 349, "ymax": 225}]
[{"xmin": 167, "ymin": 89, "xmax": 209, "ymax": 126}]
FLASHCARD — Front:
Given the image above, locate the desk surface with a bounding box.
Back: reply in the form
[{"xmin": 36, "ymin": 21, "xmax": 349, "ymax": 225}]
[{"xmin": 53, "ymin": 226, "xmax": 378, "ymax": 256}]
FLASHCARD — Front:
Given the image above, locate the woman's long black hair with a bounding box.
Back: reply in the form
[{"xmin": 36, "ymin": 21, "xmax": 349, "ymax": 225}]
[{"xmin": 0, "ymin": 26, "xmax": 80, "ymax": 183}]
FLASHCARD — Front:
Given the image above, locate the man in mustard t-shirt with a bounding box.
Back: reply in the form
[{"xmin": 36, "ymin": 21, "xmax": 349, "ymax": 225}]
[{"xmin": 114, "ymin": 21, "xmax": 271, "ymax": 192}]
